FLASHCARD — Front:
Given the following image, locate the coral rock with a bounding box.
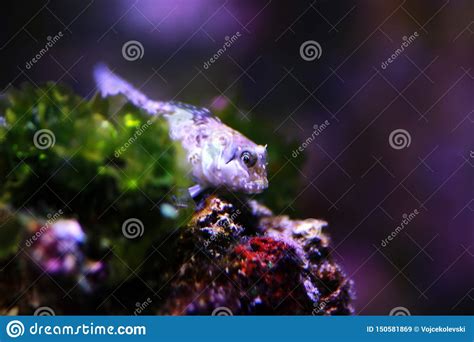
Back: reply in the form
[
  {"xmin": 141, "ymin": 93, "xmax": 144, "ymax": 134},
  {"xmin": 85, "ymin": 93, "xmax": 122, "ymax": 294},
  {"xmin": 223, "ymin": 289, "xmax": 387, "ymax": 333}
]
[{"xmin": 161, "ymin": 195, "xmax": 354, "ymax": 315}]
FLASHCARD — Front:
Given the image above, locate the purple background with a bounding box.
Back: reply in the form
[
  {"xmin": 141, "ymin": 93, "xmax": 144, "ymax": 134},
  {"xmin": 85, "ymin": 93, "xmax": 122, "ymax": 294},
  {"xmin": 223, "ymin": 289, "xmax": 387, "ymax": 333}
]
[{"xmin": 0, "ymin": 0, "xmax": 472, "ymax": 315}]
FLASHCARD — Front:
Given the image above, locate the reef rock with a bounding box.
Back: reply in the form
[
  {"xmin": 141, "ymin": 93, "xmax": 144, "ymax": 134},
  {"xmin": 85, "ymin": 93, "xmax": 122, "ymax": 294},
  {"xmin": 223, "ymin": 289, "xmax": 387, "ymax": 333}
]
[{"xmin": 160, "ymin": 195, "xmax": 354, "ymax": 315}]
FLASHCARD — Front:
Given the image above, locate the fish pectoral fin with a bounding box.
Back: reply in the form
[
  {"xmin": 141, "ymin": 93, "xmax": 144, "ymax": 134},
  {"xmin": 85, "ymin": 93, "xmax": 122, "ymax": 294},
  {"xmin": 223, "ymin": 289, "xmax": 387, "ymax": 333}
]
[
  {"xmin": 188, "ymin": 184, "xmax": 205, "ymax": 198},
  {"xmin": 171, "ymin": 188, "xmax": 194, "ymax": 208}
]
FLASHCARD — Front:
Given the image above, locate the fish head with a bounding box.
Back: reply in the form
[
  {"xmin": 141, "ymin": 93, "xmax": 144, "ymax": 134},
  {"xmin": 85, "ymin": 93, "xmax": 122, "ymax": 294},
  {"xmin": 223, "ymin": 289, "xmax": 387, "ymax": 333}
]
[{"xmin": 203, "ymin": 130, "xmax": 268, "ymax": 194}]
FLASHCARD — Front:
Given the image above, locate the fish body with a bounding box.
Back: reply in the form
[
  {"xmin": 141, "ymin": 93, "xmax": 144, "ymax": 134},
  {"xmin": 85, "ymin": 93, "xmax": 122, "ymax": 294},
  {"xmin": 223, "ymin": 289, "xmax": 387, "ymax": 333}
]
[{"xmin": 94, "ymin": 65, "xmax": 268, "ymax": 195}]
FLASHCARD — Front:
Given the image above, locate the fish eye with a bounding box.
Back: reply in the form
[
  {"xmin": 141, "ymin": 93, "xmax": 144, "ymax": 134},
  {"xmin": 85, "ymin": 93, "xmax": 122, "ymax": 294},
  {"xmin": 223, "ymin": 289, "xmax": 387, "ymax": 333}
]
[{"xmin": 241, "ymin": 150, "xmax": 257, "ymax": 167}]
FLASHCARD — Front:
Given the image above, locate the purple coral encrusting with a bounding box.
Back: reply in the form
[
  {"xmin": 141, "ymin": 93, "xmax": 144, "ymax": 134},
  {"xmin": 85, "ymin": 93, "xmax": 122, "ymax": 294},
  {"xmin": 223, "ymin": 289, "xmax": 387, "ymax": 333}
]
[
  {"xmin": 260, "ymin": 215, "xmax": 354, "ymax": 315},
  {"xmin": 27, "ymin": 219, "xmax": 107, "ymax": 293},
  {"xmin": 160, "ymin": 195, "xmax": 354, "ymax": 315},
  {"xmin": 29, "ymin": 219, "xmax": 86, "ymax": 275}
]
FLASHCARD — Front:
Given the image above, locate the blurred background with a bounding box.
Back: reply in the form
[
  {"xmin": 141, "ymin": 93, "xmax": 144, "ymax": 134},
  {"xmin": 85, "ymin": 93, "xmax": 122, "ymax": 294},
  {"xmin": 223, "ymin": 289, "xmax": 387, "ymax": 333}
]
[{"xmin": 0, "ymin": 0, "xmax": 472, "ymax": 315}]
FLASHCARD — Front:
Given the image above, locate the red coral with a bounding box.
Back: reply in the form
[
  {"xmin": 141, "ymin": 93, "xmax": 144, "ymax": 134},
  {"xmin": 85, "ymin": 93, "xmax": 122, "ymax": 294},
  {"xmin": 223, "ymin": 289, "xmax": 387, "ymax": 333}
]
[
  {"xmin": 231, "ymin": 237, "xmax": 311, "ymax": 312},
  {"xmin": 234, "ymin": 237, "xmax": 290, "ymax": 277}
]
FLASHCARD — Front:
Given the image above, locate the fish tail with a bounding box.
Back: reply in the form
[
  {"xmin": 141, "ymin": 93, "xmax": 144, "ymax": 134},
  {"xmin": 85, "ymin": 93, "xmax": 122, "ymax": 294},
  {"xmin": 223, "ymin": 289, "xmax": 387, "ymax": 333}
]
[{"xmin": 93, "ymin": 63, "xmax": 167, "ymax": 116}]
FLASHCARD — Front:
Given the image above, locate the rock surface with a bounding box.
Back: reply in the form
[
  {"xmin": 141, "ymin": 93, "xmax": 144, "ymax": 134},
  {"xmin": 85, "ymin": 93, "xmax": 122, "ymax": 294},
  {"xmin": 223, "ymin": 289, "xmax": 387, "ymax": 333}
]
[{"xmin": 160, "ymin": 195, "xmax": 354, "ymax": 315}]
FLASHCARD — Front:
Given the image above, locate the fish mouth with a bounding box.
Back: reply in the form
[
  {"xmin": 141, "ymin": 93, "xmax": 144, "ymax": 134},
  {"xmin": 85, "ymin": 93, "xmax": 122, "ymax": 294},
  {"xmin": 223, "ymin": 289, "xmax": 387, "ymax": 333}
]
[{"xmin": 245, "ymin": 178, "xmax": 268, "ymax": 194}]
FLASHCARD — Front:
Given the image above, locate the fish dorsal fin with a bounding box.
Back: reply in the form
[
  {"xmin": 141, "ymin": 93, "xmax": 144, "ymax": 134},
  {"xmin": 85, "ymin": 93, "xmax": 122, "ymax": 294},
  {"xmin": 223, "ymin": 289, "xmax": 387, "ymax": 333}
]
[
  {"xmin": 168, "ymin": 101, "xmax": 212, "ymax": 119},
  {"xmin": 94, "ymin": 64, "xmax": 166, "ymax": 115}
]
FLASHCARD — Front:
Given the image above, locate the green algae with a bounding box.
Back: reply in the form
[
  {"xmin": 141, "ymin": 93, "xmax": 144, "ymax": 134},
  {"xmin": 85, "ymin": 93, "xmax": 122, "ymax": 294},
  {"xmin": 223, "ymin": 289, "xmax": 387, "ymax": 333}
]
[{"xmin": 0, "ymin": 83, "xmax": 192, "ymax": 281}]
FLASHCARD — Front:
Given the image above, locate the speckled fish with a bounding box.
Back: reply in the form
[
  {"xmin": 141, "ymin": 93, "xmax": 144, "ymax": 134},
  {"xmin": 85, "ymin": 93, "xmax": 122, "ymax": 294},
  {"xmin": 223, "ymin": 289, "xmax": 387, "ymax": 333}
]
[{"xmin": 94, "ymin": 65, "xmax": 268, "ymax": 197}]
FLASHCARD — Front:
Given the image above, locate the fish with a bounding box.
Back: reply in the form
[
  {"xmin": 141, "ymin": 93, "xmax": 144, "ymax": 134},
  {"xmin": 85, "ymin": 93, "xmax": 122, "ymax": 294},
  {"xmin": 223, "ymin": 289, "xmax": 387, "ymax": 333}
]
[{"xmin": 93, "ymin": 65, "xmax": 268, "ymax": 197}]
